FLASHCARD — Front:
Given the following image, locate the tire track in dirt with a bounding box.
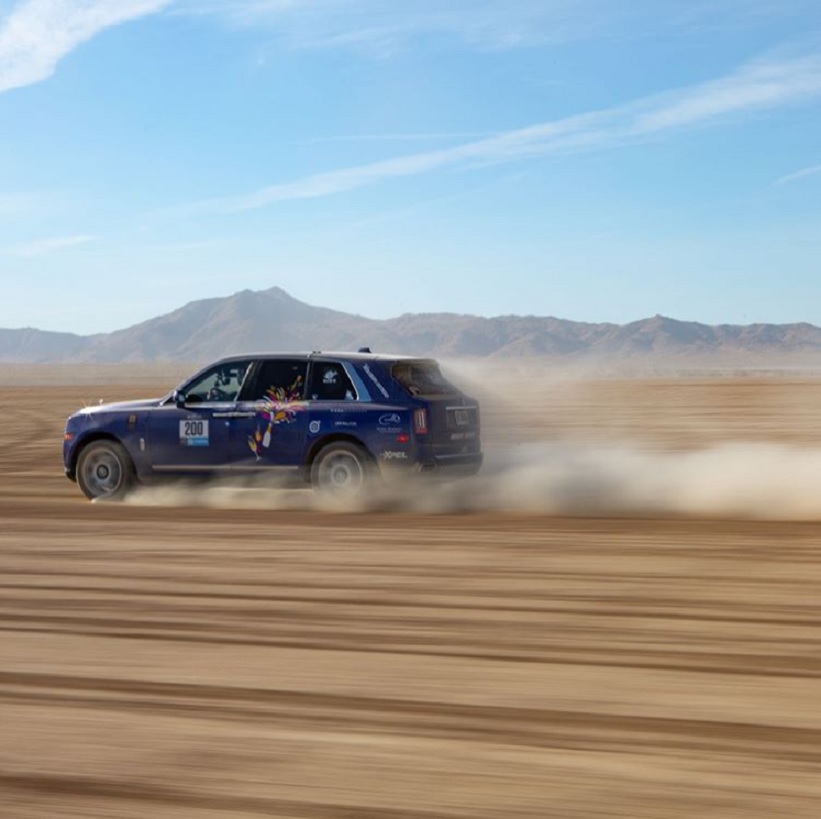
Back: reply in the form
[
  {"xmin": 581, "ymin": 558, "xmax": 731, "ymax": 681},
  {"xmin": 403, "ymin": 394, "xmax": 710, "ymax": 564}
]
[
  {"xmin": 0, "ymin": 772, "xmax": 448, "ymax": 819},
  {"xmin": 3, "ymin": 671, "xmax": 821, "ymax": 763}
]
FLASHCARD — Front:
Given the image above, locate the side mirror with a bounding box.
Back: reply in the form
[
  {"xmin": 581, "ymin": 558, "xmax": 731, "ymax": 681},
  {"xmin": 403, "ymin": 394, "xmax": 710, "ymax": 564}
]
[{"xmin": 174, "ymin": 391, "xmax": 187, "ymax": 407}]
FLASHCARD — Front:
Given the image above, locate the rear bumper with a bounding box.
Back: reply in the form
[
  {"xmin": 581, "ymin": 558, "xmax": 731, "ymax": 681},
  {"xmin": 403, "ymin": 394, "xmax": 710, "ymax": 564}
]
[{"xmin": 419, "ymin": 451, "xmax": 483, "ymax": 477}]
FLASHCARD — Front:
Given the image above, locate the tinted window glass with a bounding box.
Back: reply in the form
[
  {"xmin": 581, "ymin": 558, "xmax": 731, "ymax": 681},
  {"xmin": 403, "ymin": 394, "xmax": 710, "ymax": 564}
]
[
  {"xmin": 247, "ymin": 359, "xmax": 307, "ymax": 402},
  {"xmin": 183, "ymin": 360, "xmax": 253, "ymax": 403},
  {"xmin": 392, "ymin": 361, "xmax": 458, "ymax": 397},
  {"xmin": 308, "ymin": 362, "xmax": 356, "ymax": 401}
]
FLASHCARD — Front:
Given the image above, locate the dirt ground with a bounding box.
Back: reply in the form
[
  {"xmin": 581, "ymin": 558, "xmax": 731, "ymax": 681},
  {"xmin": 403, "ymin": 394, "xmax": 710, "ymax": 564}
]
[{"xmin": 2, "ymin": 365, "xmax": 821, "ymax": 818}]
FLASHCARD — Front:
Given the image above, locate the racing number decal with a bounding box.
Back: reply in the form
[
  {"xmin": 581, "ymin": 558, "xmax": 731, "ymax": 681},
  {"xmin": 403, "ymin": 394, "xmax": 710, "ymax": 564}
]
[{"xmin": 180, "ymin": 419, "xmax": 209, "ymax": 447}]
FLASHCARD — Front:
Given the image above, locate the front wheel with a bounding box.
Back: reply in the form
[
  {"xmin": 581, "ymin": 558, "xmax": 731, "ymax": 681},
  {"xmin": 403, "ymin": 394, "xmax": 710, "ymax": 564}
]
[
  {"xmin": 310, "ymin": 442, "xmax": 374, "ymax": 497},
  {"xmin": 76, "ymin": 440, "xmax": 135, "ymax": 501}
]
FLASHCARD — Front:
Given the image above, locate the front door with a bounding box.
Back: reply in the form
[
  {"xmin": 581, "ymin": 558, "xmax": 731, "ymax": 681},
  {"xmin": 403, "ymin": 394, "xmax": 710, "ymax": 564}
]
[
  {"xmin": 145, "ymin": 402, "xmax": 238, "ymax": 475},
  {"xmin": 145, "ymin": 359, "xmax": 254, "ymax": 476}
]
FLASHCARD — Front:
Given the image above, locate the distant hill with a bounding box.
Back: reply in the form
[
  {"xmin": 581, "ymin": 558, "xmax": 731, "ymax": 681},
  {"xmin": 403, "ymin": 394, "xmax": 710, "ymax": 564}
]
[{"xmin": 3, "ymin": 286, "xmax": 821, "ymax": 364}]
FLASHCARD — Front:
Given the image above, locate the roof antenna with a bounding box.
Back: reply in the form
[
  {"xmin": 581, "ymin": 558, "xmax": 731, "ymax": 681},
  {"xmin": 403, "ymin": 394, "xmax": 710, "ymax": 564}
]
[{"xmin": 357, "ymin": 346, "xmax": 372, "ymax": 353}]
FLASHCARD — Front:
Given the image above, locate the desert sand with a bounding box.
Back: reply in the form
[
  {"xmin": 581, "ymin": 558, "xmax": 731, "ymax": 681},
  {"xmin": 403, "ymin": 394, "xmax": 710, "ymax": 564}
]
[{"xmin": 1, "ymin": 364, "xmax": 821, "ymax": 818}]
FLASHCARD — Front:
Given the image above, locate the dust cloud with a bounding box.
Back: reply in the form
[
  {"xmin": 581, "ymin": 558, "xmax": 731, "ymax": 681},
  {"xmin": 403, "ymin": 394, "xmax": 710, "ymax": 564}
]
[{"xmin": 122, "ymin": 440, "xmax": 821, "ymax": 520}]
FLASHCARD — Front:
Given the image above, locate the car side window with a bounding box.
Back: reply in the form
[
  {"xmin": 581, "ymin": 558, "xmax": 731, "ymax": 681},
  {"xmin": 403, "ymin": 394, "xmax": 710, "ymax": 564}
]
[
  {"xmin": 183, "ymin": 360, "xmax": 253, "ymax": 403},
  {"xmin": 309, "ymin": 362, "xmax": 356, "ymax": 401},
  {"xmin": 246, "ymin": 359, "xmax": 308, "ymax": 402}
]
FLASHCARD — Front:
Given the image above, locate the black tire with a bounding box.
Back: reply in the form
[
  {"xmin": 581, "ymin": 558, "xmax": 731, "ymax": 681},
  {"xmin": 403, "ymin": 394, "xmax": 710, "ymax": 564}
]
[
  {"xmin": 76, "ymin": 440, "xmax": 135, "ymax": 501},
  {"xmin": 310, "ymin": 442, "xmax": 374, "ymax": 497}
]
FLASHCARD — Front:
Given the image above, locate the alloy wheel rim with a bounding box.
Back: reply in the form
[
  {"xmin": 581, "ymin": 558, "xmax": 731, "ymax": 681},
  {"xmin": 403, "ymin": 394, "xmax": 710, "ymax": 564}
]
[
  {"xmin": 321, "ymin": 452, "xmax": 364, "ymax": 492},
  {"xmin": 82, "ymin": 449, "xmax": 123, "ymax": 496}
]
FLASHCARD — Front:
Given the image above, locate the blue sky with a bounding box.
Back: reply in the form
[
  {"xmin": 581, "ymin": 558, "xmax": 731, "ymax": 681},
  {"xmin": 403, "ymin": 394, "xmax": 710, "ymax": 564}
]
[{"xmin": 1, "ymin": 0, "xmax": 821, "ymax": 333}]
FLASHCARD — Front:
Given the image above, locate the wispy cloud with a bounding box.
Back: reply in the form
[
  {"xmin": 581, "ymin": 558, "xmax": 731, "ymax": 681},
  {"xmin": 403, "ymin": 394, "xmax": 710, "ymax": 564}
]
[
  {"xmin": 776, "ymin": 163, "xmax": 821, "ymax": 184},
  {"xmin": 189, "ymin": 51, "xmax": 821, "ymax": 213},
  {"xmin": 634, "ymin": 53, "xmax": 821, "ymax": 131},
  {"xmin": 8, "ymin": 234, "xmax": 96, "ymax": 257},
  {"xmin": 0, "ymin": 0, "xmax": 172, "ymax": 93},
  {"xmin": 177, "ymin": 0, "xmax": 607, "ymax": 50},
  {"xmin": 305, "ymin": 131, "xmax": 497, "ymax": 145},
  {"xmin": 178, "ymin": 0, "xmax": 812, "ymax": 53}
]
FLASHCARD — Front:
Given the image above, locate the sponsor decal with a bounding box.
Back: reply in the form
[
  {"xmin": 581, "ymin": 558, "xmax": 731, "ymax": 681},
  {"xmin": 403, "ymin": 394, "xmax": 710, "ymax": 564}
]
[
  {"xmin": 363, "ymin": 364, "xmax": 390, "ymax": 399},
  {"xmin": 248, "ymin": 376, "xmax": 305, "ymax": 460},
  {"xmin": 381, "ymin": 451, "xmax": 409, "ymax": 461},
  {"xmin": 377, "ymin": 411, "xmax": 403, "ymax": 434},
  {"xmin": 309, "ymin": 420, "xmax": 321, "ymax": 434},
  {"xmin": 180, "ymin": 419, "xmax": 209, "ymax": 447},
  {"xmin": 334, "ymin": 420, "xmax": 358, "ymax": 428}
]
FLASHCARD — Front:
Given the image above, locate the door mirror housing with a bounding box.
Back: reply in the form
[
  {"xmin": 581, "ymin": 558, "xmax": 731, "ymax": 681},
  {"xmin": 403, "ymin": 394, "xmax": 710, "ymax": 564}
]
[{"xmin": 174, "ymin": 391, "xmax": 187, "ymax": 407}]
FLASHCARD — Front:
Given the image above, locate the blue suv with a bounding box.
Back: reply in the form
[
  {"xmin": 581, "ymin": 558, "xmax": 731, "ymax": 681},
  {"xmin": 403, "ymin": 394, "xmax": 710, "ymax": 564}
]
[{"xmin": 63, "ymin": 352, "xmax": 482, "ymax": 500}]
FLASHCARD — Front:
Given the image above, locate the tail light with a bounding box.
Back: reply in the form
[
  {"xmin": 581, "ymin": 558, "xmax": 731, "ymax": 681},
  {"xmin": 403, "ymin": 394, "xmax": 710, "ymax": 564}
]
[{"xmin": 413, "ymin": 408, "xmax": 428, "ymax": 435}]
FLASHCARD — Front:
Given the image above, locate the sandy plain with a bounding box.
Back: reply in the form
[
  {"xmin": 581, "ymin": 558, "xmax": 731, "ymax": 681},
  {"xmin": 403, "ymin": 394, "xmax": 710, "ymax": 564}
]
[{"xmin": 1, "ymin": 363, "xmax": 821, "ymax": 818}]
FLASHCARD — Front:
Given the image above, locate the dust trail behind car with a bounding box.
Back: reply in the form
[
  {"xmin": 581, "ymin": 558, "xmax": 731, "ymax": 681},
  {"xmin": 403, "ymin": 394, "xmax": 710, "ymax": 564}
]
[{"xmin": 123, "ymin": 441, "xmax": 821, "ymax": 519}]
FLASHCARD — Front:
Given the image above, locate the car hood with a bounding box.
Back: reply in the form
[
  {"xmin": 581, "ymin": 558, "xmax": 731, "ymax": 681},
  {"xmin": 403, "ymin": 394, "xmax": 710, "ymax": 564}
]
[{"xmin": 74, "ymin": 398, "xmax": 163, "ymax": 416}]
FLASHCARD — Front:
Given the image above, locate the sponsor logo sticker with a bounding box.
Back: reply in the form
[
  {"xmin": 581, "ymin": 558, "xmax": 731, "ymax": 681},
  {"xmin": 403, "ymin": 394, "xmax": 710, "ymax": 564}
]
[
  {"xmin": 377, "ymin": 412, "xmax": 403, "ymax": 434},
  {"xmin": 309, "ymin": 420, "xmax": 321, "ymax": 434},
  {"xmin": 381, "ymin": 451, "xmax": 409, "ymax": 461}
]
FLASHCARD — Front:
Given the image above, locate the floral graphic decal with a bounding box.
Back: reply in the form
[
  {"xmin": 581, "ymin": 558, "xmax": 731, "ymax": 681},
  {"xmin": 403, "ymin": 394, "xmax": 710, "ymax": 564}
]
[{"xmin": 248, "ymin": 376, "xmax": 305, "ymax": 459}]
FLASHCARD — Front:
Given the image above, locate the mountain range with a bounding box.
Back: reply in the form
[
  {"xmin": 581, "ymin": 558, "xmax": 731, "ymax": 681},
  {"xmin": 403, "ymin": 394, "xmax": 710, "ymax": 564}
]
[{"xmin": 4, "ymin": 286, "xmax": 821, "ymax": 364}]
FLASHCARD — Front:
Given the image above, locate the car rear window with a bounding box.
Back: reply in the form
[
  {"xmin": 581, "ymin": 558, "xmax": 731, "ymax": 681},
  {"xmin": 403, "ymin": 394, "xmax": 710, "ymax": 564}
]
[{"xmin": 392, "ymin": 361, "xmax": 459, "ymax": 397}]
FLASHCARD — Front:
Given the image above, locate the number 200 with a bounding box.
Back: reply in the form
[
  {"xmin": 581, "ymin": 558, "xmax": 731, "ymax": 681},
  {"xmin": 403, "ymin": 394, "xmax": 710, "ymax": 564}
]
[{"xmin": 183, "ymin": 421, "xmax": 204, "ymax": 436}]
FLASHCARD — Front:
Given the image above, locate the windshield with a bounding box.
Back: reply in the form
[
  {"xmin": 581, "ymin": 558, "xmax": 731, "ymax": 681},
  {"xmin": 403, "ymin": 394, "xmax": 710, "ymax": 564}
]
[{"xmin": 182, "ymin": 360, "xmax": 253, "ymax": 403}]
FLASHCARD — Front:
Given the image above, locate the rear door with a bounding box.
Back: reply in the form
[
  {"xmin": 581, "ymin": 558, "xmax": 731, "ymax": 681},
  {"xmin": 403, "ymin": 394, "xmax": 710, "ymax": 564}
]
[{"xmin": 230, "ymin": 358, "xmax": 310, "ymax": 475}]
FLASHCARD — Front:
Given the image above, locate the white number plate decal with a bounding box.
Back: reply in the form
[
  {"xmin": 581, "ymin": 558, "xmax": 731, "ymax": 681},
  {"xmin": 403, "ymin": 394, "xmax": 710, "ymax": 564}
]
[{"xmin": 180, "ymin": 419, "xmax": 209, "ymax": 447}]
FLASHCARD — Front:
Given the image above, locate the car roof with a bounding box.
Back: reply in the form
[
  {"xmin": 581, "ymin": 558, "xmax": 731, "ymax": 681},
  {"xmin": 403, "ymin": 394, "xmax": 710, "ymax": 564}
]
[{"xmin": 212, "ymin": 351, "xmax": 431, "ymax": 365}]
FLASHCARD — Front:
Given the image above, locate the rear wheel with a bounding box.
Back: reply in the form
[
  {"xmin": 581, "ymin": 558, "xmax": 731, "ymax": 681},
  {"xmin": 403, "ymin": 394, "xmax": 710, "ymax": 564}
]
[
  {"xmin": 76, "ymin": 440, "xmax": 135, "ymax": 501},
  {"xmin": 311, "ymin": 442, "xmax": 373, "ymax": 497}
]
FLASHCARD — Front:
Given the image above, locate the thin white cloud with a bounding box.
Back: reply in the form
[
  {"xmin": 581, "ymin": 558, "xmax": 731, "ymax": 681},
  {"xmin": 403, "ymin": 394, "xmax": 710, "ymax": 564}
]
[
  {"xmin": 634, "ymin": 54, "xmax": 821, "ymax": 132},
  {"xmin": 189, "ymin": 52, "xmax": 821, "ymax": 214},
  {"xmin": 9, "ymin": 234, "xmax": 96, "ymax": 256},
  {"xmin": 177, "ymin": 0, "xmax": 606, "ymax": 50},
  {"xmin": 305, "ymin": 131, "xmax": 498, "ymax": 144},
  {"xmin": 776, "ymin": 163, "xmax": 821, "ymax": 185},
  {"xmin": 0, "ymin": 0, "xmax": 172, "ymax": 93},
  {"xmin": 178, "ymin": 0, "xmax": 813, "ymax": 53}
]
